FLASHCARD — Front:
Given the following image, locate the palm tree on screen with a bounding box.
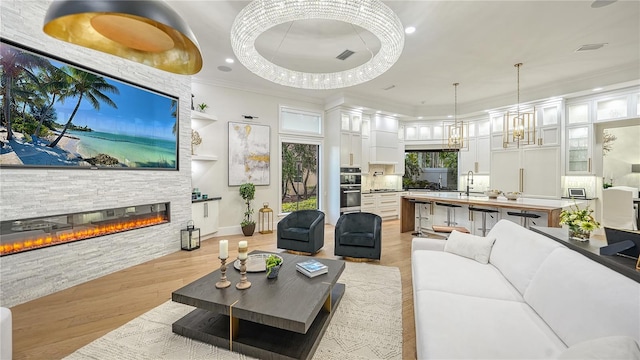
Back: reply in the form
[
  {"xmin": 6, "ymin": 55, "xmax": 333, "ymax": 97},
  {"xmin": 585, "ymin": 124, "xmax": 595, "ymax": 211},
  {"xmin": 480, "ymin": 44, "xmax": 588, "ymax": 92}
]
[
  {"xmin": 48, "ymin": 66, "xmax": 119, "ymax": 148},
  {"xmin": 0, "ymin": 44, "xmax": 49, "ymax": 140}
]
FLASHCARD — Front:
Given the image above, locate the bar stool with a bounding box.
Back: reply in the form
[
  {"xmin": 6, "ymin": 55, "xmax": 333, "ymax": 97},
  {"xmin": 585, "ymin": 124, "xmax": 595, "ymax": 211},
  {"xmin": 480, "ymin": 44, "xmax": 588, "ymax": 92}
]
[
  {"xmin": 410, "ymin": 199, "xmax": 431, "ymax": 237},
  {"xmin": 469, "ymin": 206, "xmax": 499, "ymax": 236},
  {"xmin": 507, "ymin": 211, "xmax": 540, "ymax": 229},
  {"xmin": 436, "ymin": 202, "xmax": 461, "ymax": 226}
]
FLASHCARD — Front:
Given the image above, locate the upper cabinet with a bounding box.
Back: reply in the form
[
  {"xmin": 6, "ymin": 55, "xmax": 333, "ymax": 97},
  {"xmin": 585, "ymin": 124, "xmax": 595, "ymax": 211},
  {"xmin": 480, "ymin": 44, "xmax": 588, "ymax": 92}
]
[
  {"xmin": 191, "ymin": 110, "xmax": 218, "ymax": 161},
  {"xmin": 340, "ymin": 112, "xmax": 363, "ymax": 167}
]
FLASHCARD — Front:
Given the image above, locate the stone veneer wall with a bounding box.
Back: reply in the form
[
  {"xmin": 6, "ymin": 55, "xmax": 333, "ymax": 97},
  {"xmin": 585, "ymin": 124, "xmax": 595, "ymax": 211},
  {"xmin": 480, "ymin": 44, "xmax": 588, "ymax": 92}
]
[{"xmin": 0, "ymin": 0, "xmax": 192, "ymax": 307}]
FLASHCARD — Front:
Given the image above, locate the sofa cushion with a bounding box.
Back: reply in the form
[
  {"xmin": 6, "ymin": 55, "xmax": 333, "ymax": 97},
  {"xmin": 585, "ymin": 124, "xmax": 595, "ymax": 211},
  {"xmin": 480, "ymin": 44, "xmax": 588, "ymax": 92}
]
[
  {"xmin": 488, "ymin": 219, "xmax": 565, "ymax": 295},
  {"xmin": 524, "ymin": 248, "xmax": 640, "ymax": 347},
  {"xmin": 280, "ymin": 227, "xmax": 310, "ymax": 242},
  {"xmin": 557, "ymin": 336, "xmax": 640, "ymax": 359},
  {"xmin": 444, "ymin": 230, "xmax": 496, "ymax": 264},
  {"xmin": 412, "ymin": 250, "xmax": 523, "ymax": 301},
  {"xmin": 339, "ymin": 232, "xmax": 375, "ymax": 247},
  {"xmin": 414, "ymin": 289, "xmax": 566, "ymax": 359}
]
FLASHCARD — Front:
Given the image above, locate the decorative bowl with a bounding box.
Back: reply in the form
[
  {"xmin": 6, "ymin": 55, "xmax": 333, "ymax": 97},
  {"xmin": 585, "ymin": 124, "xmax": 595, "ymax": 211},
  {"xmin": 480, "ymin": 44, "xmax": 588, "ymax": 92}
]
[
  {"xmin": 504, "ymin": 192, "xmax": 521, "ymax": 200},
  {"xmin": 484, "ymin": 190, "xmax": 502, "ymax": 199}
]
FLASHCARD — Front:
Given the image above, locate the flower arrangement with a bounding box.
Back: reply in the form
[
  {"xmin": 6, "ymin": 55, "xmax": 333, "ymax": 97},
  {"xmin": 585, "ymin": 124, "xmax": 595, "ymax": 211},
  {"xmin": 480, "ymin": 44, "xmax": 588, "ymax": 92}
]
[{"xmin": 559, "ymin": 203, "xmax": 600, "ymax": 240}]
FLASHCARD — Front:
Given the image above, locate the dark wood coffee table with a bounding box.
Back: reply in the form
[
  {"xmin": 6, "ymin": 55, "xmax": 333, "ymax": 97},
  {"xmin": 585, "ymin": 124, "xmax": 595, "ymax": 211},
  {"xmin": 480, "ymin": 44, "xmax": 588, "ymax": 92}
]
[{"xmin": 172, "ymin": 251, "xmax": 346, "ymax": 360}]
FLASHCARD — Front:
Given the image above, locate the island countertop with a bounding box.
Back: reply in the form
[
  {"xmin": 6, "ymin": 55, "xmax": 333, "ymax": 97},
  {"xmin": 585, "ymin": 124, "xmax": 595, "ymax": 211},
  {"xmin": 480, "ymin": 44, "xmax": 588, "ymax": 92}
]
[{"xmin": 400, "ymin": 193, "xmax": 583, "ymax": 232}]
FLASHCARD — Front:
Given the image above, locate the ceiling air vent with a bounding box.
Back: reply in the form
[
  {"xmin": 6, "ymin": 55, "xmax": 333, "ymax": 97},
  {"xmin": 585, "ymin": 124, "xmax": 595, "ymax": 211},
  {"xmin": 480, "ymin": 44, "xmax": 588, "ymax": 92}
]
[
  {"xmin": 575, "ymin": 43, "xmax": 608, "ymax": 52},
  {"xmin": 383, "ymin": 84, "xmax": 396, "ymax": 91},
  {"xmin": 336, "ymin": 49, "xmax": 355, "ymax": 60}
]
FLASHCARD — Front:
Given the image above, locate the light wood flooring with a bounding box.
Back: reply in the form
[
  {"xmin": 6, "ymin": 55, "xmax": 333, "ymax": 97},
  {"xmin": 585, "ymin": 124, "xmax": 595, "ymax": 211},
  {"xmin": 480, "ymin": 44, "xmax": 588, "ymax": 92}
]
[{"xmin": 9, "ymin": 219, "xmax": 419, "ymax": 360}]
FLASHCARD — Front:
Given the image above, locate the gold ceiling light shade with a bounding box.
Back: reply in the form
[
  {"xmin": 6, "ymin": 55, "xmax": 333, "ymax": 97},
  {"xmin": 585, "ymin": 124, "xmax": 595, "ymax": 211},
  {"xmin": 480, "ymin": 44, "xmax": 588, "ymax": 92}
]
[
  {"xmin": 503, "ymin": 63, "xmax": 536, "ymax": 148},
  {"xmin": 443, "ymin": 82, "xmax": 468, "ymax": 150},
  {"xmin": 43, "ymin": 0, "xmax": 202, "ymax": 75}
]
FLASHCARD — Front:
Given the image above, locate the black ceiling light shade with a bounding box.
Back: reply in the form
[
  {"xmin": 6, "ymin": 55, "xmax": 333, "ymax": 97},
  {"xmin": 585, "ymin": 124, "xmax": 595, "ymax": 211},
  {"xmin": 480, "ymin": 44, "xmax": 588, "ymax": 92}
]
[{"xmin": 43, "ymin": 0, "xmax": 202, "ymax": 75}]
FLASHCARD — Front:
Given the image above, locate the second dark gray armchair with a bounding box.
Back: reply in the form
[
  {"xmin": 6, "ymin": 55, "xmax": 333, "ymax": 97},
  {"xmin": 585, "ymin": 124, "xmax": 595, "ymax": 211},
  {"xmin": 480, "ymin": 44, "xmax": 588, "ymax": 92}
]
[
  {"xmin": 334, "ymin": 212, "xmax": 382, "ymax": 260},
  {"xmin": 277, "ymin": 210, "xmax": 325, "ymax": 254}
]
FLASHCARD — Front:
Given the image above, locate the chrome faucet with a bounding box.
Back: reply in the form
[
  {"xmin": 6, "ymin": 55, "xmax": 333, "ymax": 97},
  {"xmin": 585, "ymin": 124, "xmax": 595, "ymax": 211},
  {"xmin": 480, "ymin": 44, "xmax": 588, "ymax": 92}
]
[{"xmin": 466, "ymin": 170, "xmax": 474, "ymax": 196}]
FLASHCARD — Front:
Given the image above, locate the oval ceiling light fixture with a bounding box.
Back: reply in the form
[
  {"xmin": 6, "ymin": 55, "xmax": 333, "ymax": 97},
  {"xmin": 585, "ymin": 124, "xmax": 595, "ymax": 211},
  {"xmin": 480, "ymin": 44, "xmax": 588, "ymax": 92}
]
[
  {"xmin": 43, "ymin": 0, "xmax": 202, "ymax": 75},
  {"xmin": 230, "ymin": 0, "xmax": 405, "ymax": 90},
  {"xmin": 405, "ymin": 26, "xmax": 416, "ymax": 34}
]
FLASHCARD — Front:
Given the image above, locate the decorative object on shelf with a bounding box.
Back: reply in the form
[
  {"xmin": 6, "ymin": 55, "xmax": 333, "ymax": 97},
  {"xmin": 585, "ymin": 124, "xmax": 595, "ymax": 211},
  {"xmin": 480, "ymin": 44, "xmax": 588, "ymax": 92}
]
[
  {"xmin": 180, "ymin": 221, "xmax": 200, "ymax": 251},
  {"xmin": 228, "ymin": 122, "xmax": 270, "ymax": 185},
  {"xmin": 236, "ymin": 241, "xmax": 251, "ymax": 289},
  {"xmin": 239, "ymin": 183, "xmax": 256, "ymax": 236},
  {"xmin": 484, "ymin": 190, "xmax": 502, "ymax": 199},
  {"xmin": 443, "ymin": 83, "xmax": 469, "ymax": 150},
  {"xmin": 265, "ymin": 254, "xmax": 283, "ymax": 279},
  {"xmin": 602, "ymin": 130, "xmax": 617, "ymax": 156},
  {"xmin": 259, "ymin": 203, "xmax": 273, "ymax": 234},
  {"xmin": 559, "ymin": 203, "xmax": 600, "ymax": 242},
  {"xmin": 503, "ymin": 63, "xmax": 536, "ymax": 148},
  {"xmin": 191, "ymin": 130, "xmax": 202, "ymax": 155},
  {"xmin": 43, "ymin": 0, "xmax": 202, "ymax": 75},
  {"xmin": 230, "ymin": 0, "xmax": 404, "ymax": 90},
  {"xmin": 197, "ymin": 102, "xmax": 208, "ymax": 112},
  {"xmin": 603, "ymin": 177, "xmax": 614, "ymax": 189}
]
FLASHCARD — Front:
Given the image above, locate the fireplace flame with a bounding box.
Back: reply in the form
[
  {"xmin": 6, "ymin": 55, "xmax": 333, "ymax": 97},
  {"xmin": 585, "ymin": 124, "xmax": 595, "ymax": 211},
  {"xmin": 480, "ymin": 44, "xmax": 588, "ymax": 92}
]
[{"xmin": 1, "ymin": 216, "xmax": 167, "ymax": 256}]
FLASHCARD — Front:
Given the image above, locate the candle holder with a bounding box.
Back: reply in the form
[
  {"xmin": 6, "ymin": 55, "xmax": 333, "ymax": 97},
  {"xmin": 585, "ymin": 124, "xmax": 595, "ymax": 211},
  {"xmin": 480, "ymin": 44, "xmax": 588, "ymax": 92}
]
[
  {"xmin": 215, "ymin": 257, "xmax": 231, "ymax": 289},
  {"xmin": 236, "ymin": 257, "xmax": 251, "ymax": 290}
]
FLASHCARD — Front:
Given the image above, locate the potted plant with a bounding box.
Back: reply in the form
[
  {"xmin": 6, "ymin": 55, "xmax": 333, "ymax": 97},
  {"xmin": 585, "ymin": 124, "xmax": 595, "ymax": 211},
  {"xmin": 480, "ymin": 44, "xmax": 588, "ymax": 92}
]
[
  {"xmin": 559, "ymin": 203, "xmax": 600, "ymax": 241},
  {"xmin": 239, "ymin": 182, "xmax": 256, "ymax": 236},
  {"xmin": 265, "ymin": 254, "xmax": 282, "ymax": 279},
  {"xmin": 197, "ymin": 102, "xmax": 208, "ymax": 112}
]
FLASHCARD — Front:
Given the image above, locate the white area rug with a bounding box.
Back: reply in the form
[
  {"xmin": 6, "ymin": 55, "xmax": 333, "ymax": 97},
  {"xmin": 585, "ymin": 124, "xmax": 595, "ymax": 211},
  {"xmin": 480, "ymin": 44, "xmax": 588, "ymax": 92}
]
[{"xmin": 64, "ymin": 262, "xmax": 402, "ymax": 360}]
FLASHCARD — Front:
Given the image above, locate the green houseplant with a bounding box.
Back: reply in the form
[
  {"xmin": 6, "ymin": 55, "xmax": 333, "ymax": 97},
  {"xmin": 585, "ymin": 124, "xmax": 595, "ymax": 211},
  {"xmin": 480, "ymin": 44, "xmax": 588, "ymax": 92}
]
[
  {"xmin": 265, "ymin": 254, "xmax": 282, "ymax": 278},
  {"xmin": 239, "ymin": 182, "xmax": 256, "ymax": 236},
  {"xmin": 197, "ymin": 102, "xmax": 208, "ymax": 112}
]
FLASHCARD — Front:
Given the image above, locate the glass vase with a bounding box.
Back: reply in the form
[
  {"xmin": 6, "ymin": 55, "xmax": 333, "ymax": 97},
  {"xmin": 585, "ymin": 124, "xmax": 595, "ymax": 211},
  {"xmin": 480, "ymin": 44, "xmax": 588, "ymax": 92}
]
[{"xmin": 569, "ymin": 227, "xmax": 590, "ymax": 242}]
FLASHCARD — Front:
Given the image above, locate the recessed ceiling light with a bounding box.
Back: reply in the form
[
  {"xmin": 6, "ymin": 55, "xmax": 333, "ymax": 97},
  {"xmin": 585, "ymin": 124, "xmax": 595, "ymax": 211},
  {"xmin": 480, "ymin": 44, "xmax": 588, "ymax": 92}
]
[
  {"xmin": 405, "ymin": 26, "xmax": 416, "ymax": 34},
  {"xmin": 392, "ymin": 113, "xmax": 398, "ymax": 116},
  {"xmin": 592, "ymin": 87, "xmax": 603, "ymax": 91},
  {"xmin": 447, "ymin": 115, "xmax": 453, "ymax": 118},
  {"xmin": 418, "ymin": 116, "xmax": 423, "ymax": 119},
  {"xmin": 225, "ymin": 58, "xmax": 235, "ymax": 64},
  {"xmin": 376, "ymin": 110, "xmax": 382, "ymax": 114}
]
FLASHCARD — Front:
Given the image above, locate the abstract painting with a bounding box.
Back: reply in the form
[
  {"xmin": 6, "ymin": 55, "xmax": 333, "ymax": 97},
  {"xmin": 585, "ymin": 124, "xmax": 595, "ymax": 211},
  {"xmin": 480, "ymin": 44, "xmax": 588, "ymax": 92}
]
[{"xmin": 228, "ymin": 122, "xmax": 270, "ymax": 185}]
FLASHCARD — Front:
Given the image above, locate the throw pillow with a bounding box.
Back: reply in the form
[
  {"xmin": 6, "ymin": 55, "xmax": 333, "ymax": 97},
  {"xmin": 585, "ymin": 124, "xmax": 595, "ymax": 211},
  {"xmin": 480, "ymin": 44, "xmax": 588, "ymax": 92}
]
[
  {"xmin": 443, "ymin": 230, "xmax": 496, "ymax": 264},
  {"xmin": 557, "ymin": 336, "xmax": 640, "ymax": 360}
]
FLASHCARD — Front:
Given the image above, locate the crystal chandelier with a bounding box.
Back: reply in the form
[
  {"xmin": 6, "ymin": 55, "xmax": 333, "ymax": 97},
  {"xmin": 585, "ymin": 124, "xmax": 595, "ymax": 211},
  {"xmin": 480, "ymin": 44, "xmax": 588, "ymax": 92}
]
[
  {"xmin": 443, "ymin": 83, "xmax": 468, "ymax": 150},
  {"xmin": 230, "ymin": 0, "xmax": 405, "ymax": 90},
  {"xmin": 503, "ymin": 63, "xmax": 536, "ymax": 148}
]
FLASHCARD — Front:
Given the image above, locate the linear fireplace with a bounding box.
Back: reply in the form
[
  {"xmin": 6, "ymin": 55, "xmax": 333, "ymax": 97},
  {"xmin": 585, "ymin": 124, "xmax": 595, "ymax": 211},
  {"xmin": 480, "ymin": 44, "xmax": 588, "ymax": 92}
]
[{"xmin": 0, "ymin": 202, "xmax": 170, "ymax": 256}]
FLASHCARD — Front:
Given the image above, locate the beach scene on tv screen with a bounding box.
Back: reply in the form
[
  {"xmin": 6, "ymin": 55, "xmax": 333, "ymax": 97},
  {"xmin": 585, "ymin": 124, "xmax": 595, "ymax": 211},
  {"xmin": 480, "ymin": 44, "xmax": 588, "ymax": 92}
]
[{"xmin": 0, "ymin": 41, "xmax": 178, "ymax": 169}]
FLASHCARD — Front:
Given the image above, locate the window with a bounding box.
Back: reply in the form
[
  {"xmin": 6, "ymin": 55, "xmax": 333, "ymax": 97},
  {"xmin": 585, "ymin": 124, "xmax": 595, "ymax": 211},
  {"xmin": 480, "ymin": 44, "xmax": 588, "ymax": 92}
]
[
  {"xmin": 279, "ymin": 107, "xmax": 323, "ymax": 213},
  {"xmin": 403, "ymin": 150, "xmax": 458, "ymax": 190}
]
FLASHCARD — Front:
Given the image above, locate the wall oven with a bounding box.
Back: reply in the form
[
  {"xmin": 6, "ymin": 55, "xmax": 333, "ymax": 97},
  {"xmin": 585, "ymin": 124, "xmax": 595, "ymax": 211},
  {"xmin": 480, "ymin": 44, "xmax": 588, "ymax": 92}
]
[{"xmin": 340, "ymin": 167, "xmax": 361, "ymax": 214}]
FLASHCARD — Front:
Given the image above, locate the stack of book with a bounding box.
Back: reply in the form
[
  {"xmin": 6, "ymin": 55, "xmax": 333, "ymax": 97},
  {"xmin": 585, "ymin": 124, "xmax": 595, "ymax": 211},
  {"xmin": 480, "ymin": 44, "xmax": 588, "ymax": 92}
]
[{"xmin": 296, "ymin": 259, "xmax": 328, "ymax": 278}]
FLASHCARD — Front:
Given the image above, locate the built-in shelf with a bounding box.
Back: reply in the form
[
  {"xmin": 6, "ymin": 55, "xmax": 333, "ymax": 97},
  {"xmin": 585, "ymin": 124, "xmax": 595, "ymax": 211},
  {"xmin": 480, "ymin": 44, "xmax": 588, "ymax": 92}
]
[
  {"xmin": 192, "ymin": 154, "xmax": 218, "ymax": 161},
  {"xmin": 191, "ymin": 110, "xmax": 218, "ymax": 121}
]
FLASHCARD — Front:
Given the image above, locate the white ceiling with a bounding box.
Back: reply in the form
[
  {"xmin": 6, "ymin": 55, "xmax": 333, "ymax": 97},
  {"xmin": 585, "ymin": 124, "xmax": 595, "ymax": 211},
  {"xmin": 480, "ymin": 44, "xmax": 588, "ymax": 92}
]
[{"xmin": 168, "ymin": 0, "xmax": 640, "ymax": 118}]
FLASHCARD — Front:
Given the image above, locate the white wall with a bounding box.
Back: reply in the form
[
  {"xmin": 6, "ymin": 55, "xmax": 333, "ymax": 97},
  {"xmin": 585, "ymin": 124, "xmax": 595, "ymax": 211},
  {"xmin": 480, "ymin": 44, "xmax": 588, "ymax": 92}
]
[
  {"xmin": 190, "ymin": 81, "xmax": 325, "ymax": 234},
  {"xmin": 0, "ymin": 0, "xmax": 192, "ymax": 307},
  {"xmin": 603, "ymin": 124, "xmax": 640, "ymax": 188}
]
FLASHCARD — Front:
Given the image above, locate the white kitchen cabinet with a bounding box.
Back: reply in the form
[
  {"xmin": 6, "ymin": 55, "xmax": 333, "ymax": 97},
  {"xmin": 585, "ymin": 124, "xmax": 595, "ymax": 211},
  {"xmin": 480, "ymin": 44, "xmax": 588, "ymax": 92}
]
[
  {"xmin": 340, "ymin": 132, "xmax": 362, "ymax": 167},
  {"xmin": 360, "ymin": 192, "xmax": 401, "ymax": 220},
  {"xmin": 490, "ymin": 147, "xmax": 560, "ymax": 198},
  {"xmin": 341, "ymin": 113, "xmax": 362, "ymax": 132},
  {"xmin": 459, "ymin": 136, "xmax": 490, "ymax": 174},
  {"xmin": 536, "ymin": 102, "xmax": 561, "ymax": 146},
  {"xmin": 369, "ymin": 115, "xmax": 399, "ymax": 164},
  {"xmin": 361, "ymin": 193, "xmax": 376, "ymax": 213},
  {"xmin": 566, "ymin": 125, "xmax": 593, "ymax": 174},
  {"xmin": 191, "ymin": 200, "xmax": 219, "ymax": 237}
]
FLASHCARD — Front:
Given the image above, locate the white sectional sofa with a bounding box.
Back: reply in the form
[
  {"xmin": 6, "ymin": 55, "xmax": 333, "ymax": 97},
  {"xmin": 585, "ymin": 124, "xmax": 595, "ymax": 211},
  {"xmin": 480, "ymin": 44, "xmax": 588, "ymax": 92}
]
[{"xmin": 412, "ymin": 219, "xmax": 640, "ymax": 359}]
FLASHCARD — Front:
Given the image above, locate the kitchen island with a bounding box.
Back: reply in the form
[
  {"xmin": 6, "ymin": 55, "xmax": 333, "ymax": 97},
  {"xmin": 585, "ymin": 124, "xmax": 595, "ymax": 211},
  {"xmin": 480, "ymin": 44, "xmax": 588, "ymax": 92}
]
[{"xmin": 401, "ymin": 192, "xmax": 583, "ymax": 234}]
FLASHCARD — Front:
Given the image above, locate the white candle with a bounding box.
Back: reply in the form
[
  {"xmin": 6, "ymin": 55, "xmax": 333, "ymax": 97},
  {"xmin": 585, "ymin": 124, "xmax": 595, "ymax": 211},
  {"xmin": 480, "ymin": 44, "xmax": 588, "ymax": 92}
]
[
  {"xmin": 238, "ymin": 240, "xmax": 248, "ymax": 260},
  {"xmin": 219, "ymin": 240, "xmax": 228, "ymax": 259}
]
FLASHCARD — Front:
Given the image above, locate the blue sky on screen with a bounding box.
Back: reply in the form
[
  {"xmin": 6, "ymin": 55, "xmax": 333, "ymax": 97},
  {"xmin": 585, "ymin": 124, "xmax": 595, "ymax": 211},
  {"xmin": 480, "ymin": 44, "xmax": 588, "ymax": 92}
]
[{"xmin": 49, "ymin": 59, "xmax": 177, "ymax": 141}]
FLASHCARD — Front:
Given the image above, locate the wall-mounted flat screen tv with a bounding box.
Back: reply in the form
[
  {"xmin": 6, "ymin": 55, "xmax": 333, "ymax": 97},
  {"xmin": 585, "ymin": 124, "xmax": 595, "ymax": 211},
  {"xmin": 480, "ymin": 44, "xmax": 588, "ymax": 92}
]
[{"xmin": 0, "ymin": 38, "xmax": 178, "ymax": 170}]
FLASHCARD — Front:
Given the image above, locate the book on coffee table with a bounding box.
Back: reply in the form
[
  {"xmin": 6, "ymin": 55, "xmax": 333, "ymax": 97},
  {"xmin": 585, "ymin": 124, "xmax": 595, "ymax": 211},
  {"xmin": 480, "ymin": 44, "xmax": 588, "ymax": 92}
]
[{"xmin": 296, "ymin": 259, "xmax": 328, "ymax": 278}]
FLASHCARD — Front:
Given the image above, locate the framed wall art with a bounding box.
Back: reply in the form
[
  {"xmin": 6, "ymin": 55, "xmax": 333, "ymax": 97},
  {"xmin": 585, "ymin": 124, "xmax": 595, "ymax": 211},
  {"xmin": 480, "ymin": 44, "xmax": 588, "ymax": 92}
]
[
  {"xmin": 0, "ymin": 39, "xmax": 179, "ymax": 170},
  {"xmin": 228, "ymin": 122, "xmax": 270, "ymax": 186}
]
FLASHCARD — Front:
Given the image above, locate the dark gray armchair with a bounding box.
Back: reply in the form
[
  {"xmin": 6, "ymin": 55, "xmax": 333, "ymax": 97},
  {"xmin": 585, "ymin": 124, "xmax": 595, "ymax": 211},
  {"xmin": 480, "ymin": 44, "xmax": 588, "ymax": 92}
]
[
  {"xmin": 334, "ymin": 212, "xmax": 382, "ymax": 260},
  {"xmin": 277, "ymin": 210, "xmax": 325, "ymax": 254}
]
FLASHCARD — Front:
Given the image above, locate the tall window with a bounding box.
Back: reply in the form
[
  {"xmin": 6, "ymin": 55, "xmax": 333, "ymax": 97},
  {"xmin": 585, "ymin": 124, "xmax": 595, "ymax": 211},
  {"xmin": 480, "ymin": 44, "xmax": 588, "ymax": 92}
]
[
  {"xmin": 403, "ymin": 150, "xmax": 458, "ymax": 190},
  {"xmin": 281, "ymin": 142, "xmax": 319, "ymax": 212},
  {"xmin": 279, "ymin": 106, "xmax": 322, "ymax": 214}
]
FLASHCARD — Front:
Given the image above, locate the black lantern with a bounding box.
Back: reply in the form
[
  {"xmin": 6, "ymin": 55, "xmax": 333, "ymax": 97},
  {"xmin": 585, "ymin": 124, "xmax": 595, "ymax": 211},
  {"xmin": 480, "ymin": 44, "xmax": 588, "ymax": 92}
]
[{"xmin": 181, "ymin": 220, "xmax": 200, "ymax": 251}]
